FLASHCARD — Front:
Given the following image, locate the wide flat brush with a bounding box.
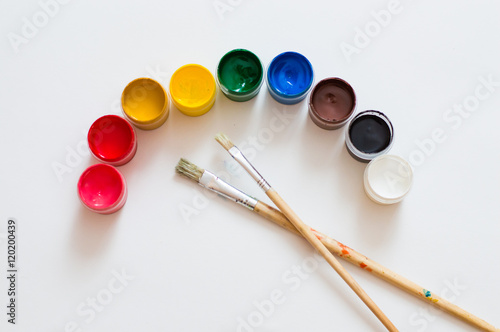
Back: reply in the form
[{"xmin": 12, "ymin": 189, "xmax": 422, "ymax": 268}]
[
  {"xmin": 175, "ymin": 158, "xmax": 499, "ymax": 332},
  {"xmin": 214, "ymin": 133, "xmax": 398, "ymax": 332}
]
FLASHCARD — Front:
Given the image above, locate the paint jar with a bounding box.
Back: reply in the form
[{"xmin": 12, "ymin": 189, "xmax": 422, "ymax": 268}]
[
  {"xmin": 216, "ymin": 49, "xmax": 264, "ymax": 102},
  {"xmin": 364, "ymin": 155, "xmax": 413, "ymax": 204},
  {"xmin": 309, "ymin": 77, "xmax": 356, "ymax": 130},
  {"xmin": 266, "ymin": 51, "xmax": 314, "ymax": 105},
  {"xmin": 121, "ymin": 78, "xmax": 169, "ymax": 130},
  {"xmin": 169, "ymin": 64, "xmax": 217, "ymax": 116},
  {"xmin": 88, "ymin": 115, "xmax": 137, "ymax": 166},
  {"xmin": 77, "ymin": 164, "xmax": 128, "ymax": 214},
  {"xmin": 345, "ymin": 110, "xmax": 394, "ymax": 162}
]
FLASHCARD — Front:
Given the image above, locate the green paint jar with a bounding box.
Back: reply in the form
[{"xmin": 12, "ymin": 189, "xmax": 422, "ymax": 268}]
[{"xmin": 216, "ymin": 49, "xmax": 264, "ymax": 102}]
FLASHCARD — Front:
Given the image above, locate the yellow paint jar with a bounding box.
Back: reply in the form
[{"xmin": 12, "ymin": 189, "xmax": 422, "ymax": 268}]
[
  {"xmin": 169, "ymin": 64, "xmax": 216, "ymax": 117},
  {"xmin": 121, "ymin": 78, "xmax": 169, "ymax": 130}
]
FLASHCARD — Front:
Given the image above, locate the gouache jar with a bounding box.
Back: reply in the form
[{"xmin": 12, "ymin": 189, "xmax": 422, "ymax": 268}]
[
  {"xmin": 121, "ymin": 78, "xmax": 169, "ymax": 130},
  {"xmin": 216, "ymin": 49, "xmax": 264, "ymax": 102},
  {"xmin": 309, "ymin": 78, "xmax": 356, "ymax": 130},
  {"xmin": 169, "ymin": 64, "xmax": 217, "ymax": 116},
  {"xmin": 364, "ymin": 155, "xmax": 413, "ymax": 205},
  {"xmin": 266, "ymin": 51, "xmax": 314, "ymax": 105},
  {"xmin": 77, "ymin": 164, "xmax": 128, "ymax": 214},
  {"xmin": 345, "ymin": 110, "xmax": 394, "ymax": 162},
  {"xmin": 88, "ymin": 115, "xmax": 137, "ymax": 166}
]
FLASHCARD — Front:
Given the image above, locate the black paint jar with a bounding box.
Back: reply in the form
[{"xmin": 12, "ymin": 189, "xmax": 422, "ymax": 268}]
[{"xmin": 345, "ymin": 110, "xmax": 394, "ymax": 162}]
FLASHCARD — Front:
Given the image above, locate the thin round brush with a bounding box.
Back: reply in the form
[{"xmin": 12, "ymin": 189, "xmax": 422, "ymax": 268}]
[
  {"xmin": 214, "ymin": 133, "xmax": 398, "ymax": 332},
  {"xmin": 175, "ymin": 158, "xmax": 499, "ymax": 332}
]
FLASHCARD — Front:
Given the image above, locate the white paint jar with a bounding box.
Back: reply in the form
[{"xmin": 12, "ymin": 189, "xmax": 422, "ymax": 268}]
[{"xmin": 364, "ymin": 155, "xmax": 413, "ymax": 205}]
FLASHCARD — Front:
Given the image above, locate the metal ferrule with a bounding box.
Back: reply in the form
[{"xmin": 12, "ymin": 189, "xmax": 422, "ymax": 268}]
[
  {"xmin": 228, "ymin": 146, "xmax": 271, "ymax": 192},
  {"xmin": 199, "ymin": 170, "xmax": 258, "ymax": 210}
]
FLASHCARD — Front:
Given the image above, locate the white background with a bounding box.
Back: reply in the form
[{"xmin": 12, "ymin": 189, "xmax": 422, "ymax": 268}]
[{"xmin": 1, "ymin": 0, "xmax": 499, "ymax": 331}]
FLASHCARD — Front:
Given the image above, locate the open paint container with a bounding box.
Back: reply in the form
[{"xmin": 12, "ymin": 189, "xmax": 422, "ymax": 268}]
[
  {"xmin": 88, "ymin": 115, "xmax": 137, "ymax": 166},
  {"xmin": 266, "ymin": 51, "xmax": 314, "ymax": 105},
  {"xmin": 121, "ymin": 78, "xmax": 169, "ymax": 130},
  {"xmin": 77, "ymin": 164, "xmax": 128, "ymax": 214},
  {"xmin": 345, "ymin": 110, "xmax": 394, "ymax": 162},
  {"xmin": 309, "ymin": 77, "xmax": 356, "ymax": 130},
  {"xmin": 364, "ymin": 155, "xmax": 413, "ymax": 204},
  {"xmin": 216, "ymin": 49, "xmax": 264, "ymax": 102},
  {"xmin": 169, "ymin": 64, "xmax": 217, "ymax": 116}
]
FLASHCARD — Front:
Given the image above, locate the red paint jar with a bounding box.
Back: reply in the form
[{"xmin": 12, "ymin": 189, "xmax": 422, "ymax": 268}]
[
  {"xmin": 77, "ymin": 164, "xmax": 128, "ymax": 214},
  {"xmin": 88, "ymin": 115, "xmax": 137, "ymax": 166}
]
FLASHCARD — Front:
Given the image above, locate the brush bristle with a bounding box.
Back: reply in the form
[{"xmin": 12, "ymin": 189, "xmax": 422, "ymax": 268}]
[
  {"xmin": 215, "ymin": 132, "xmax": 234, "ymax": 151},
  {"xmin": 175, "ymin": 158, "xmax": 204, "ymax": 182}
]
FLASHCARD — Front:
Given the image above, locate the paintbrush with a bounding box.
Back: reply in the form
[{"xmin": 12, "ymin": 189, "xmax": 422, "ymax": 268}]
[
  {"xmin": 214, "ymin": 133, "xmax": 398, "ymax": 331},
  {"xmin": 175, "ymin": 158, "xmax": 499, "ymax": 332}
]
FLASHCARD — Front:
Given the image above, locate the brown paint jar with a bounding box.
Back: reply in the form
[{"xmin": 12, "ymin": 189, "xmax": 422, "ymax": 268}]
[{"xmin": 308, "ymin": 77, "xmax": 356, "ymax": 130}]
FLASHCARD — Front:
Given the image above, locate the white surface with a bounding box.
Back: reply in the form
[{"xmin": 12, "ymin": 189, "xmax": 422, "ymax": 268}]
[{"xmin": 1, "ymin": 0, "xmax": 500, "ymax": 331}]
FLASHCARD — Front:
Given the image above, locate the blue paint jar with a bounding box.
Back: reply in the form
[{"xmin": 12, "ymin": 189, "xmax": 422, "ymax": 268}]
[{"xmin": 266, "ymin": 52, "xmax": 314, "ymax": 105}]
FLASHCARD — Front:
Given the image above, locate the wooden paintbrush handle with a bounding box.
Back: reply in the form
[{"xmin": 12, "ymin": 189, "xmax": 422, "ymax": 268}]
[
  {"xmin": 265, "ymin": 189, "xmax": 399, "ymax": 332},
  {"xmin": 254, "ymin": 200, "xmax": 300, "ymax": 235},
  {"xmin": 253, "ymin": 201, "xmax": 499, "ymax": 332},
  {"xmin": 315, "ymin": 230, "xmax": 498, "ymax": 332}
]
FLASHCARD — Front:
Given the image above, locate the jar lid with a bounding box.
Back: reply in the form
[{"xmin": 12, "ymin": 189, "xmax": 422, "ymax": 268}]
[{"xmin": 364, "ymin": 155, "xmax": 413, "ymax": 205}]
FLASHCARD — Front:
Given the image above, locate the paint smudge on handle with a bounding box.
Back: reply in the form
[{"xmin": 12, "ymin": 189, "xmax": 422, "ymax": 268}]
[
  {"xmin": 422, "ymin": 289, "xmax": 439, "ymax": 303},
  {"xmin": 338, "ymin": 242, "xmax": 351, "ymax": 257},
  {"xmin": 359, "ymin": 262, "xmax": 373, "ymax": 272},
  {"xmin": 310, "ymin": 228, "xmax": 324, "ymax": 241}
]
